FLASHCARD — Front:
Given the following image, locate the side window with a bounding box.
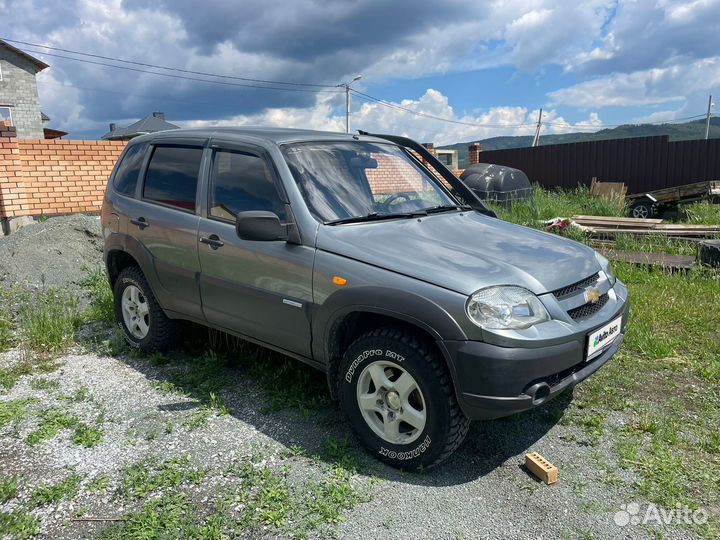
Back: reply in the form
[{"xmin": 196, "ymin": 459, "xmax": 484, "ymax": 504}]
[
  {"xmin": 113, "ymin": 143, "xmax": 146, "ymax": 197},
  {"xmin": 143, "ymin": 146, "xmax": 203, "ymax": 211},
  {"xmin": 209, "ymin": 149, "xmax": 286, "ymax": 222}
]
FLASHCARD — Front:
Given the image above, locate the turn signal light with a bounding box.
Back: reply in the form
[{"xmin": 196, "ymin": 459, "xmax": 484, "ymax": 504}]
[{"xmin": 332, "ymin": 276, "xmax": 348, "ymax": 286}]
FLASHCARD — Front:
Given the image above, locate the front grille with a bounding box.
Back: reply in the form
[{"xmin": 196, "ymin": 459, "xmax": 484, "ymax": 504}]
[
  {"xmin": 567, "ymin": 293, "xmax": 609, "ymax": 321},
  {"xmin": 552, "ymin": 272, "xmax": 600, "ymax": 300}
]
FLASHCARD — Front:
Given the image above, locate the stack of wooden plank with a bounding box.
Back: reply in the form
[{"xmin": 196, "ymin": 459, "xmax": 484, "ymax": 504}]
[{"xmin": 572, "ymin": 215, "xmax": 720, "ymax": 239}]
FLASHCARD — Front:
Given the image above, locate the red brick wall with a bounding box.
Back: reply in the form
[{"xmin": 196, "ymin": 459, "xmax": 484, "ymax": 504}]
[{"xmin": 0, "ymin": 126, "xmax": 125, "ymax": 218}]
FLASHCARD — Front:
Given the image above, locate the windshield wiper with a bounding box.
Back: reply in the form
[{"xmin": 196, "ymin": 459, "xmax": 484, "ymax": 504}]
[
  {"xmin": 325, "ymin": 212, "xmax": 415, "ymax": 225},
  {"xmin": 422, "ymin": 204, "xmax": 472, "ymax": 214}
]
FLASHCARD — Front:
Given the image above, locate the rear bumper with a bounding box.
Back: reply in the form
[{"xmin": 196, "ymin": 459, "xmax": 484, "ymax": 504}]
[{"xmin": 443, "ymin": 300, "xmax": 629, "ymax": 420}]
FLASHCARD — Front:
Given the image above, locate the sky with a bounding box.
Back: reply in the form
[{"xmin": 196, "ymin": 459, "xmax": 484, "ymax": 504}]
[{"xmin": 1, "ymin": 0, "xmax": 719, "ymax": 144}]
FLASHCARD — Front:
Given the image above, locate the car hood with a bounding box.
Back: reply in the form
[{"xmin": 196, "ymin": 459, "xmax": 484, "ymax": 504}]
[{"xmin": 316, "ymin": 211, "xmax": 600, "ymax": 296}]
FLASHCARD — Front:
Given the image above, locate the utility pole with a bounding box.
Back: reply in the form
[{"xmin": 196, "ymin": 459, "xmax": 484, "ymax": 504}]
[
  {"xmin": 342, "ymin": 75, "xmax": 362, "ymax": 133},
  {"xmin": 532, "ymin": 108, "xmax": 543, "ymax": 147},
  {"xmin": 705, "ymin": 94, "xmax": 714, "ymax": 140}
]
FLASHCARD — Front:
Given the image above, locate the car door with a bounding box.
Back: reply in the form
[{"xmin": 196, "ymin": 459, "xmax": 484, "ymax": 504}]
[
  {"xmin": 197, "ymin": 142, "xmax": 314, "ymax": 357},
  {"xmin": 126, "ymin": 141, "xmax": 206, "ymax": 319}
]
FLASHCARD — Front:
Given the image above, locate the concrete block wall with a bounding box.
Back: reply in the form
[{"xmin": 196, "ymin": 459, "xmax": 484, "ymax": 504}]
[
  {"xmin": 0, "ymin": 48, "xmax": 45, "ymax": 139},
  {"xmin": 0, "ymin": 126, "xmax": 125, "ymax": 218}
]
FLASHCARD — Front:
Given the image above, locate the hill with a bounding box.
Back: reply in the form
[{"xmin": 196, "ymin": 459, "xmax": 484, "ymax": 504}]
[{"xmin": 441, "ymin": 117, "xmax": 720, "ymax": 168}]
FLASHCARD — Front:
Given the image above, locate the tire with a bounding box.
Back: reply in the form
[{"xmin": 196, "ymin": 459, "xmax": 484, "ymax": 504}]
[
  {"xmin": 630, "ymin": 201, "xmax": 654, "ymax": 219},
  {"xmin": 338, "ymin": 328, "xmax": 469, "ymax": 469},
  {"xmin": 113, "ymin": 266, "xmax": 180, "ymax": 353}
]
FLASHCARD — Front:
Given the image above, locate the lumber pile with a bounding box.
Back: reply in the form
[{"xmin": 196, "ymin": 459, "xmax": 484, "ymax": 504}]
[
  {"xmin": 572, "ymin": 215, "xmax": 720, "ymax": 239},
  {"xmin": 598, "ymin": 249, "xmax": 695, "ymax": 271}
]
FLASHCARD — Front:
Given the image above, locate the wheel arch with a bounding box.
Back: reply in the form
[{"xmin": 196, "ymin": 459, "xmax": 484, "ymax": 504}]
[{"xmin": 316, "ymin": 287, "xmax": 466, "ymax": 400}]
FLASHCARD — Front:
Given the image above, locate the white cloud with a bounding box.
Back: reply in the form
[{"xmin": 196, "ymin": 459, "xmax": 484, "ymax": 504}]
[
  {"xmin": 183, "ymin": 89, "xmax": 605, "ymax": 145},
  {"xmin": 549, "ymin": 57, "xmax": 720, "ymax": 108}
]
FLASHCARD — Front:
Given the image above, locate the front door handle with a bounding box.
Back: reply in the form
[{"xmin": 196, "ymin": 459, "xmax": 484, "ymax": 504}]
[
  {"xmin": 130, "ymin": 217, "xmax": 149, "ymax": 230},
  {"xmin": 200, "ymin": 234, "xmax": 224, "ymax": 250}
]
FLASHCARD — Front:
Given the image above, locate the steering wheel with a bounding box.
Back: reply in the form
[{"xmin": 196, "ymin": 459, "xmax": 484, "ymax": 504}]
[{"xmin": 380, "ymin": 193, "xmax": 412, "ymax": 212}]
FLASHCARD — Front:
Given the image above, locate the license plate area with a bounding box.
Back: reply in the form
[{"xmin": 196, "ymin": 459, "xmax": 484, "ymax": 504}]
[{"xmin": 586, "ymin": 316, "xmax": 622, "ymax": 359}]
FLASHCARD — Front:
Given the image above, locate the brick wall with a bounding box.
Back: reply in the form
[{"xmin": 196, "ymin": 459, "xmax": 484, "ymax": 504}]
[{"xmin": 0, "ymin": 125, "xmax": 125, "ymax": 218}]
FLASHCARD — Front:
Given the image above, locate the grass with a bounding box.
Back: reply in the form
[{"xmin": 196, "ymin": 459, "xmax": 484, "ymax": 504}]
[
  {"xmin": 83, "ymin": 268, "xmax": 115, "ymax": 324},
  {"xmin": 18, "ymin": 289, "xmax": 82, "ymax": 354},
  {"xmin": 488, "ymin": 184, "xmax": 627, "ymax": 229},
  {"xmin": 121, "ymin": 456, "xmax": 206, "ymax": 499},
  {"xmin": 0, "ymin": 511, "xmax": 40, "ymax": 540},
  {"xmin": 0, "ymin": 476, "xmax": 19, "ymax": 503},
  {"xmin": 0, "ymin": 398, "xmax": 37, "ymax": 428},
  {"xmin": 28, "ymin": 377, "xmax": 60, "ymax": 391},
  {"xmin": 30, "ymin": 473, "xmax": 82, "ymax": 507},
  {"xmin": 495, "ymin": 190, "xmax": 720, "ymax": 537},
  {"xmin": 25, "ymin": 407, "xmax": 104, "ymax": 448},
  {"xmin": 684, "ymin": 201, "xmax": 720, "ymax": 225}
]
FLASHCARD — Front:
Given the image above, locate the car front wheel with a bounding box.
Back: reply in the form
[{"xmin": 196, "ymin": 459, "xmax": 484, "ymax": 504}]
[{"xmin": 338, "ymin": 328, "xmax": 469, "ymax": 469}]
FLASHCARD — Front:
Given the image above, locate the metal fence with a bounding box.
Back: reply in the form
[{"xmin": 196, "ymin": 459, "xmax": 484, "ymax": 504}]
[{"xmin": 478, "ymin": 135, "xmax": 720, "ymax": 195}]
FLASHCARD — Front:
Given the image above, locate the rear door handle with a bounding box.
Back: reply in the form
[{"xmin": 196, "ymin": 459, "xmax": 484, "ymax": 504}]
[
  {"xmin": 130, "ymin": 217, "xmax": 149, "ymax": 230},
  {"xmin": 200, "ymin": 234, "xmax": 224, "ymax": 250}
]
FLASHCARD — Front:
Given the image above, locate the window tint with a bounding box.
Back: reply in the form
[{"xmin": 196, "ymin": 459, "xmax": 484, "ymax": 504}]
[
  {"xmin": 209, "ymin": 150, "xmax": 286, "ymax": 222},
  {"xmin": 143, "ymin": 146, "xmax": 203, "ymax": 211},
  {"xmin": 113, "ymin": 143, "xmax": 146, "ymax": 197}
]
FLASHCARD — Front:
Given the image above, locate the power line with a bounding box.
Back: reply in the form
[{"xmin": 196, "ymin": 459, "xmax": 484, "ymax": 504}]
[
  {"xmin": 20, "ymin": 47, "xmax": 343, "ymax": 94},
  {"xmin": 3, "ymin": 37, "xmax": 336, "ymax": 89},
  {"xmin": 353, "ymin": 89, "xmax": 711, "ymax": 132},
  {"xmin": 350, "ymin": 89, "xmax": 535, "ymax": 128}
]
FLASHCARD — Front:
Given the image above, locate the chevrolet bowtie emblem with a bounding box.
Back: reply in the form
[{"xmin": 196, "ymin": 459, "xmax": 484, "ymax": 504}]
[{"xmin": 584, "ymin": 287, "xmax": 601, "ymax": 304}]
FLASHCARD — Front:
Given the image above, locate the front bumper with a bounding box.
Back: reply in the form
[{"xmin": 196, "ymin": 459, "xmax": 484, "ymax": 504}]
[{"xmin": 442, "ymin": 298, "xmax": 629, "ymax": 420}]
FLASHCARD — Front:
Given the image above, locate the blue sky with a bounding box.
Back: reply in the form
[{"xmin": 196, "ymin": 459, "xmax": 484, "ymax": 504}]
[{"xmin": 1, "ymin": 0, "xmax": 718, "ymax": 143}]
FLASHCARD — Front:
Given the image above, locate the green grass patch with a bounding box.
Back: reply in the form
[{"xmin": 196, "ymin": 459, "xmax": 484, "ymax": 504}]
[
  {"xmin": 82, "ymin": 269, "xmax": 115, "ymax": 324},
  {"xmin": 0, "ymin": 476, "xmax": 19, "ymax": 504},
  {"xmin": 0, "ymin": 398, "xmax": 37, "ymax": 428},
  {"xmin": 100, "ymin": 492, "xmax": 230, "ymax": 540},
  {"xmin": 73, "ymin": 422, "xmax": 104, "ymax": 447},
  {"xmin": 568, "ymin": 263, "xmax": 720, "ymax": 537},
  {"xmin": 0, "ymin": 511, "xmax": 40, "ymax": 540},
  {"xmin": 28, "ymin": 377, "xmax": 60, "ymax": 391},
  {"xmin": 684, "ymin": 201, "xmax": 720, "ymax": 225},
  {"xmin": 24, "ymin": 407, "xmax": 104, "ymax": 448},
  {"xmin": 488, "ymin": 184, "xmax": 626, "ymax": 229},
  {"xmin": 19, "ymin": 289, "xmax": 82, "ymax": 353},
  {"xmin": 30, "ymin": 473, "xmax": 82, "ymax": 507},
  {"xmin": 121, "ymin": 456, "xmax": 206, "ymax": 499}
]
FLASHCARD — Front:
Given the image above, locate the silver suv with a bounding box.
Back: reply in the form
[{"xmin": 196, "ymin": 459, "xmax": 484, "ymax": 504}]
[{"xmin": 102, "ymin": 127, "xmax": 628, "ymax": 469}]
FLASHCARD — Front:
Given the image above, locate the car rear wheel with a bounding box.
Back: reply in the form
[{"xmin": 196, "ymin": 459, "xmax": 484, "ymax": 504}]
[
  {"xmin": 114, "ymin": 266, "xmax": 179, "ymax": 353},
  {"xmin": 338, "ymin": 328, "xmax": 469, "ymax": 469}
]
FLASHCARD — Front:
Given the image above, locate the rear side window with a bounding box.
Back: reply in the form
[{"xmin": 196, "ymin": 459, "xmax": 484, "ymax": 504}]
[
  {"xmin": 209, "ymin": 149, "xmax": 286, "ymax": 222},
  {"xmin": 143, "ymin": 146, "xmax": 203, "ymax": 211},
  {"xmin": 113, "ymin": 143, "xmax": 146, "ymax": 197}
]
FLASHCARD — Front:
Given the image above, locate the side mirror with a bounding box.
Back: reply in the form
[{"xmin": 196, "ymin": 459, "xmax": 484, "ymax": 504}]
[{"xmin": 235, "ymin": 211, "xmax": 287, "ymax": 241}]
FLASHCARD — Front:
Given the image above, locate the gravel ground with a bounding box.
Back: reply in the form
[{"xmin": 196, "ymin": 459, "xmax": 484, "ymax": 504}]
[
  {"xmin": 0, "ymin": 215, "xmax": 704, "ymax": 539},
  {"xmin": 0, "ymin": 215, "xmax": 103, "ymax": 291},
  {"xmin": 0, "ymin": 343, "xmax": 700, "ymax": 540}
]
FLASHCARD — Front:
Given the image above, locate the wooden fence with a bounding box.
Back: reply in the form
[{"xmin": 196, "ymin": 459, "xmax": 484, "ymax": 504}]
[{"xmin": 478, "ymin": 135, "xmax": 720, "ymax": 195}]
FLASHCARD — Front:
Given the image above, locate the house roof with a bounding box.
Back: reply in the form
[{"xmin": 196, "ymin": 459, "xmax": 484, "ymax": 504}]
[
  {"xmin": 101, "ymin": 112, "xmax": 180, "ymax": 140},
  {"xmin": 0, "ymin": 39, "xmax": 49, "ymax": 72}
]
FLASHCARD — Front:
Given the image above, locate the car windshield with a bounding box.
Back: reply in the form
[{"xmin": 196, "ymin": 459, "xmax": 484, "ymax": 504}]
[{"xmin": 281, "ymin": 141, "xmax": 459, "ymax": 223}]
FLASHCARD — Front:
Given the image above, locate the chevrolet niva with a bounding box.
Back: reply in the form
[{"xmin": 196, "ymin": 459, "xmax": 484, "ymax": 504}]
[{"xmin": 102, "ymin": 128, "xmax": 628, "ymax": 469}]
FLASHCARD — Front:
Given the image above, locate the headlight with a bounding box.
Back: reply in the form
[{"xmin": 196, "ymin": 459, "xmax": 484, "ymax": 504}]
[
  {"xmin": 595, "ymin": 252, "xmax": 616, "ymax": 285},
  {"xmin": 466, "ymin": 286, "xmax": 550, "ymax": 330}
]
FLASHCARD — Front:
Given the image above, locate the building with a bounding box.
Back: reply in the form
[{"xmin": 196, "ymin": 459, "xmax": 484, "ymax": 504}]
[
  {"xmin": 101, "ymin": 111, "xmax": 180, "ymax": 141},
  {"xmin": 0, "ymin": 39, "xmax": 49, "ymax": 139}
]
